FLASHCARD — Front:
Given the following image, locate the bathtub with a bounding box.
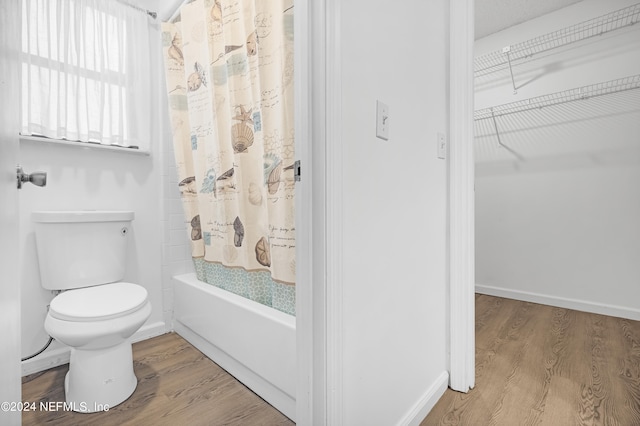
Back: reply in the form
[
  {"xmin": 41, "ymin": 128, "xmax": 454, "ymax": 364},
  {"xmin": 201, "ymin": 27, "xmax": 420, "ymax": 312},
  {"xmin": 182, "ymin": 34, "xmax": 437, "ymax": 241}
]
[{"xmin": 172, "ymin": 273, "xmax": 296, "ymax": 421}]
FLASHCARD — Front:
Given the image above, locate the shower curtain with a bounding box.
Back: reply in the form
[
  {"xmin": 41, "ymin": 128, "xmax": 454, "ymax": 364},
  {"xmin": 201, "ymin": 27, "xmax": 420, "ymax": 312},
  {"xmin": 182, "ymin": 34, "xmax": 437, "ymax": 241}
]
[{"xmin": 161, "ymin": 0, "xmax": 295, "ymax": 315}]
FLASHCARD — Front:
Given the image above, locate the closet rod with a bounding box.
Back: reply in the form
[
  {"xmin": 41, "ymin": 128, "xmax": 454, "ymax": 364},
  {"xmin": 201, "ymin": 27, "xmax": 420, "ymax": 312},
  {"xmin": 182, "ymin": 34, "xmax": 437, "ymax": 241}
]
[
  {"xmin": 474, "ymin": 74, "xmax": 640, "ymax": 122},
  {"xmin": 475, "ymin": 3, "xmax": 640, "ymax": 77}
]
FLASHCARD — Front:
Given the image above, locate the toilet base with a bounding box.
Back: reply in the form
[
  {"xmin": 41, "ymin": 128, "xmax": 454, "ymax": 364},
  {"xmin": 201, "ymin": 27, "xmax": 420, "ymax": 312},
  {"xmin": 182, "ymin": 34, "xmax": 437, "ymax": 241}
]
[{"xmin": 65, "ymin": 340, "xmax": 138, "ymax": 413}]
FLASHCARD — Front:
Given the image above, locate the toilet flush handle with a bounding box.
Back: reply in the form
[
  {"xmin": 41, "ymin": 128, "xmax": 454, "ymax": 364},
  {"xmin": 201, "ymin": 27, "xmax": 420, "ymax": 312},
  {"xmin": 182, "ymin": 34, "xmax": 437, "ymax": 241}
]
[{"xmin": 17, "ymin": 165, "xmax": 47, "ymax": 189}]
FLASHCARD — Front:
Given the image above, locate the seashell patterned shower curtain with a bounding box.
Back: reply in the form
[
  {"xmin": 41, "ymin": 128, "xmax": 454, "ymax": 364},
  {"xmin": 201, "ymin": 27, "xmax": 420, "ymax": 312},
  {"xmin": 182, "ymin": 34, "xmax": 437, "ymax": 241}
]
[{"xmin": 161, "ymin": 0, "xmax": 295, "ymax": 315}]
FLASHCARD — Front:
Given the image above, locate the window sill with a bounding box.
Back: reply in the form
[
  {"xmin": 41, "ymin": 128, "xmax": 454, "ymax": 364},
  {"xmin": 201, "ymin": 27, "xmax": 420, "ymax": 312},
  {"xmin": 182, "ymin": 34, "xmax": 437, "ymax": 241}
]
[{"xmin": 19, "ymin": 135, "xmax": 151, "ymax": 156}]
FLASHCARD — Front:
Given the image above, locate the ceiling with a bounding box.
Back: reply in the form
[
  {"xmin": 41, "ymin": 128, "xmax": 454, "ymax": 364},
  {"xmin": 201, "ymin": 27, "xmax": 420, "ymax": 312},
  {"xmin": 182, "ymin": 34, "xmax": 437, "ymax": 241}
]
[
  {"xmin": 475, "ymin": 0, "xmax": 583, "ymax": 39},
  {"xmin": 142, "ymin": 0, "xmax": 584, "ymax": 34}
]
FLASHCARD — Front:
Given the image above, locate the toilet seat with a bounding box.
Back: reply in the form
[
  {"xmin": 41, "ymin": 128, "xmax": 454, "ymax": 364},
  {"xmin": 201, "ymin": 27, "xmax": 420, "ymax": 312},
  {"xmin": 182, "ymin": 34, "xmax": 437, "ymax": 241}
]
[{"xmin": 49, "ymin": 282, "xmax": 148, "ymax": 322}]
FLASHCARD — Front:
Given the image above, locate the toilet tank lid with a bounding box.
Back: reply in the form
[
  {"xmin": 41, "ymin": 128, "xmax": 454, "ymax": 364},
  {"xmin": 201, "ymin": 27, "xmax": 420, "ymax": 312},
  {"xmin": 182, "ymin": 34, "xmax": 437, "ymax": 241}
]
[{"xmin": 32, "ymin": 210, "xmax": 134, "ymax": 223}]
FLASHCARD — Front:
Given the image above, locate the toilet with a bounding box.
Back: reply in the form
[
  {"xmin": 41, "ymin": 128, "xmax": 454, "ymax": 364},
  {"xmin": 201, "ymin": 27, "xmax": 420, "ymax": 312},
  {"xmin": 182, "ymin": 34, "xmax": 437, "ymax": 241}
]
[{"xmin": 32, "ymin": 210, "xmax": 151, "ymax": 412}]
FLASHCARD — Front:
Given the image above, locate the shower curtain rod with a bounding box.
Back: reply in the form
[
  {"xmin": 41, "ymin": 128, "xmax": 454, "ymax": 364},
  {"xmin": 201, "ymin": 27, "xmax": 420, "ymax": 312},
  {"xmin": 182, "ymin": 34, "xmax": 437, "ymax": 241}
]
[
  {"xmin": 474, "ymin": 74, "xmax": 640, "ymax": 122},
  {"xmin": 117, "ymin": 0, "xmax": 157, "ymax": 19},
  {"xmin": 167, "ymin": 0, "xmax": 192, "ymax": 23}
]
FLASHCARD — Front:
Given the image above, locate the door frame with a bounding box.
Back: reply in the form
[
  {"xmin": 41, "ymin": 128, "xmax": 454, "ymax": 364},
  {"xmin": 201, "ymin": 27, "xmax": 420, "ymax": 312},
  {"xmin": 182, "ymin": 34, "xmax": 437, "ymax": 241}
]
[
  {"xmin": 448, "ymin": 0, "xmax": 475, "ymax": 393},
  {"xmin": 0, "ymin": 0, "xmax": 22, "ymax": 424},
  {"xmin": 294, "ymin": 0, "xmax": 344, "ymax": 423}
]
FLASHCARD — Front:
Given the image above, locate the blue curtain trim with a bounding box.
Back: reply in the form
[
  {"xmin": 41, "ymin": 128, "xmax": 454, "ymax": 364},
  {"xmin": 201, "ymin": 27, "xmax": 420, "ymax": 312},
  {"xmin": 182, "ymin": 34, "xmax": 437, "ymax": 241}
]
[{"xmin": 193, "ymin": 258, "xmax": 295, "ymax": 316}]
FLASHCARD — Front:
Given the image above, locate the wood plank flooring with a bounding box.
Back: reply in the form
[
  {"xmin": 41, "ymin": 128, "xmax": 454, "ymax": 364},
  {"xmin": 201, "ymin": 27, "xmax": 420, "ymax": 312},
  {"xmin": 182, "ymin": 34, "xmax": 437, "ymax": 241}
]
[
  {"xmin": 22, "ymin": 332, "xmax": 294, "ymax": 426},
  {"xmin": 21, "ymin": 296, "xmax": 640, "ymax": 425},
  {"xmin": 422, "ymin": 294, "xmax": 640, "ymax": 426}
]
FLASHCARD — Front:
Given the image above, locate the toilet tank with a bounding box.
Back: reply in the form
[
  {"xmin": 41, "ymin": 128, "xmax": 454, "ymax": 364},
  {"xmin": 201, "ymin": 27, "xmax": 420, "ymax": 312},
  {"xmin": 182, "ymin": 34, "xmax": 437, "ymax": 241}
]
[{"xmin": 32, "ymin": 211, "xmax": 134, "ymax": 290}]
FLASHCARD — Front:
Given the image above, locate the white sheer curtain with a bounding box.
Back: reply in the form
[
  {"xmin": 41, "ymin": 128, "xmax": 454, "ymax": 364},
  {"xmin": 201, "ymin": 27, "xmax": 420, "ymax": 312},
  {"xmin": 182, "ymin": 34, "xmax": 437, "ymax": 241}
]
[{"xmin": 21, "ymin": 0, "xmax": 151, "ymax": 148}]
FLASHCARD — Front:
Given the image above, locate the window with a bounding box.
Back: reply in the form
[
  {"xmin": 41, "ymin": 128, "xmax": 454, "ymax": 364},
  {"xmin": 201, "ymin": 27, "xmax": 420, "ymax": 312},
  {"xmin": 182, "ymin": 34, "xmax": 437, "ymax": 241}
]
[{"xmin": 21, "ymin": 0, "xmax": 151, "ymax": 149}]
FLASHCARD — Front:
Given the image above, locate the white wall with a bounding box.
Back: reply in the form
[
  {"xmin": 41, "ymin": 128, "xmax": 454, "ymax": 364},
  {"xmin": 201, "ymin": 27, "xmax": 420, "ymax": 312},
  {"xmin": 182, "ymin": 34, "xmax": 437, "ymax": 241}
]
[
  {"xmin": 20, "ymin": 23, "xmax": 171, "ymax": 374},
  {"xmin": 340, "ymin": 0, "xmax": 450, "ymax": 423},
  {"xmin": 159, "ymin": 103, "xmax": 195, "ymax": 323},
  {"xmin": 475, "ymin": 0, "xmax": 640, "ymax": 319}
]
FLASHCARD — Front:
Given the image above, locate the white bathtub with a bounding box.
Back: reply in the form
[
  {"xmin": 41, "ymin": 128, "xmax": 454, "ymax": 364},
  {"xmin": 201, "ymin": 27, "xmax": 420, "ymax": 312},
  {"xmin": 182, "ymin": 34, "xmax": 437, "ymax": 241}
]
[{"xmin": 172, "ymin": 273, "xmax": 296, "ymax": 421}]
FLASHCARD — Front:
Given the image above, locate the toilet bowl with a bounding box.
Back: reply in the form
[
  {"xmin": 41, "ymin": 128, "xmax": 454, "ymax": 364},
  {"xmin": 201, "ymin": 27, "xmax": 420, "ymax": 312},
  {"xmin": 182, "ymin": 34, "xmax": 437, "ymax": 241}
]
[
  {"xmin": 33, "ymin": 211, "xmax": 151, "ymax": 412},
  {"xmin": 44, "ymin": 282, "xmax": 151, "ymax": 412}
]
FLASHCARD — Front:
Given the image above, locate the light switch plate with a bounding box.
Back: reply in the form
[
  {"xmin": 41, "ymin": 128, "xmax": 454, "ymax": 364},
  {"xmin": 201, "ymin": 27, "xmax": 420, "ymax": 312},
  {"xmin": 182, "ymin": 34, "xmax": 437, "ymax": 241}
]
[
  {"xmin": 437, "ymin": 132, "xmax": 446, "ymax": 159},
  {"xmin": 376, "ymin": 101, "xmax": 389, "ymax": 140}
]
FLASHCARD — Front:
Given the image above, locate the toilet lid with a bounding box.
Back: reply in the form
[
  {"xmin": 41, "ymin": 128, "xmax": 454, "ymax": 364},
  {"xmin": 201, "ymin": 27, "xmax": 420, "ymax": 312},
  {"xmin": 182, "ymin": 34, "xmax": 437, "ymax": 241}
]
[{"xmin": 49, "ymin": 282, "xmax": 148, "ymax": 322}]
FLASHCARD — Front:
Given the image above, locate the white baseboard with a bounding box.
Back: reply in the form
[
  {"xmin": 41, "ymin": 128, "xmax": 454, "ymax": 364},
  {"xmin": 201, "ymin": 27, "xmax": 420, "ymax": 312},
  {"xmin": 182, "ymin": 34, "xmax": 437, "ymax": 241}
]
[
  {"xmin": 476, "ymin": 284, "xmax": 640, "ymax": 321},
  {"xmin": 21, "ymin": 321, "xmax": 168, "ymax": 376},
  {"xmin": 21, "ymin": 345, "xmax": 71, "ymax": 377},
  {"xmin": 398, "ymin": 370, "xmax": 449, "ymax": 426},
  {"xmin": 131, "ymin": 321, "xmax": 169, "ymax": 344}
]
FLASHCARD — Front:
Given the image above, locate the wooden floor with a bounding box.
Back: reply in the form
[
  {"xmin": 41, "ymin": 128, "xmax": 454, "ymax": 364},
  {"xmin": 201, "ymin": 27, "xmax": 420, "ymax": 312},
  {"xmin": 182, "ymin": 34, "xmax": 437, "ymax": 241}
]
[
  {"xmin": 22, "ymin": 296, "xmax": 640, "ymax": 425},
  {"xmin": 22, "ymin": 332, "xmax": 294, "ymax": 426},
  {"xmin": 422, "ymin": 294, "xmax": 640, "ymax": 426}
]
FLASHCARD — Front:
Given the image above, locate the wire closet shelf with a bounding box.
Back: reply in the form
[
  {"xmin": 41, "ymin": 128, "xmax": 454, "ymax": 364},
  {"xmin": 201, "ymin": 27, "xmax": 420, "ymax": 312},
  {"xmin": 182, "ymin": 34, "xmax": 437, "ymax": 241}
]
[
  {"xmin": 474, "ymin": 3, "xmax": 640, "ymax": 77},
  {"xmin": 473, "ymin": 74, "xmax": 640, "ymax": 121},
  {"xmin": 474, "ymin": 75, "xmax": 640, "ymax": 122}
]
